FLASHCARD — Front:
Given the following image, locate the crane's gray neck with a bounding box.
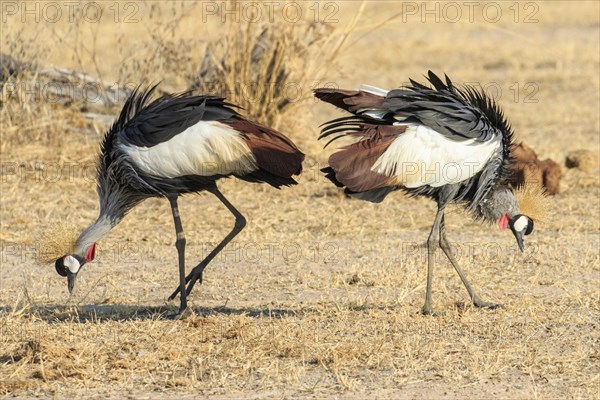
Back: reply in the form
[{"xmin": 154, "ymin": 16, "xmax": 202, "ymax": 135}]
[
  {"xmin": 73, "ymin": 151, "xmax": 146, "ymax": 257},
  {"xmin": 73, "ymin": 168, "xmax": 146, "ymax": 257},
  {"xmin": 477, "ymin": 186, "xmax": 520, "ymax": 223},
  {"xmin": 74, "ymin": 215, "xmax": 121, "ymax": 256}
]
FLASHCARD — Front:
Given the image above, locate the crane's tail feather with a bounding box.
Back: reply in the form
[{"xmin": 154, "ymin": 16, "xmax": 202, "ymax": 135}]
[
  {"xmin": 236, "ymin": 170, "xmax": 298, "ymax": 188},
  {"xmin": 320, "ymin": 123, "xmax": 407, "ymax": 203},
  {"xmin": 345, "ymin": 187, "xmax": 398, "ymax": 203},
  {"xmin": 314, "ymin": 88, "xmax": 386, "ymax": 114},
  {"xmin": 321, "ymin": 166, "xmax": 344, "ymax": 188},
  {"xmin": 325, "ymin": 139, "xmax": 394, "ymax": 193},
  {"xmin": 322, "ymin": 166, "xmax": 397, "ymax": 203},
  {"xmin": 224, "ymin": 118, "xmax": 304, "ymax": 188}
]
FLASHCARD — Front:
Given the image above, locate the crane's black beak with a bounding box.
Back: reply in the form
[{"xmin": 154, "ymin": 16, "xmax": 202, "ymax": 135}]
[
  {"xmin": 509, "ymin": 214, "xmax": 533, "ymax": 253},
  {"xmin": 67, "ymin": 272, "xmax": 78, "ymax": 294},
  {"xmin": 514, "ymin": 230, "xmax": 525, "ymax": 252}
]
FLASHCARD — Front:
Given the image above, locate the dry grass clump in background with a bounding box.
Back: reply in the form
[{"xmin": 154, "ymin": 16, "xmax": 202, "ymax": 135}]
[
  {"xmin": 0, "ymin": 30, "xmax": 64, "ymax": 146},
  {"xmin": 0, "ymin": 1, "xmax": 389, "ymax": 151},
  {"xmin": 189, "ymin": 1, "xmax": 368, "ymax": 132}
]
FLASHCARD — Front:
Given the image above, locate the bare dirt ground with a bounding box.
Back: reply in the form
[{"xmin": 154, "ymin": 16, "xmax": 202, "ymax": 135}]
[{"xmin": 1, "ymin": 1, "xmax": 599, "ymax": 399}]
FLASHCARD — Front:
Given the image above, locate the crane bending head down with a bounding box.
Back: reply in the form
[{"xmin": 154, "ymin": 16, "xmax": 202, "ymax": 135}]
[
  {"xmin": 49, "ymin": 84, "xmax": 304, "ymax": 311},
  {"xmin": 315, "ymin": 71, "xmax": 543, "ymax": 314}
]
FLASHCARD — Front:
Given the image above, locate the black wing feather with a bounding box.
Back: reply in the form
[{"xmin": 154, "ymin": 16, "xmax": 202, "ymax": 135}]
[
  {"xmin": 427, "ymin": 70, "xmax": 446, "ymax": 91},
  {"xmin": 110, "ymin": 85, "xmax": 242, "ymax": 148},
  {"xmin": 314, "ymin": 71, "xmax": 515, "ymax": 212}
]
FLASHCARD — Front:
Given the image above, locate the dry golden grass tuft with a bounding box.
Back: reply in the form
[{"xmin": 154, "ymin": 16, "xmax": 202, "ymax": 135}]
[{"xmin": 1, "ymin": 1, "xmax": 599, "ymax": 399}]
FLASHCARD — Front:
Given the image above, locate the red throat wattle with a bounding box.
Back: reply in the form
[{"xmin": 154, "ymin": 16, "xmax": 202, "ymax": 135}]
[
  {"xmin": 498, "ymin": 214, "xmax": 509, "ymax": 230},
  {"xmin": 85, "ymin": 243, "xmax": 97, "ymax": 262}
]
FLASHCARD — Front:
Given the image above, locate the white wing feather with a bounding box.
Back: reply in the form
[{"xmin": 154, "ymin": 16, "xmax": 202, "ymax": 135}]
[
  {"xmin": 371, "ymin": 124, "xmax": 501, "ymax": 188},
  {"xmin": 358, "ymin": 84, "xmax": 389, "ymax": 97},
  {"xmin": 119, "ymin": 121, "xmax": 258, "ymax": 178}
]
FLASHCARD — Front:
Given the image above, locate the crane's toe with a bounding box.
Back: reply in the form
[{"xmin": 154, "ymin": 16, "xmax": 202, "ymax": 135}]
[
  {"xmin": 167, "ymin": 267, "xmax": 204, "ymax": 301},
  {"xmin": 184, "ymin": 269, "xmax": 204, "ymax": 296},
  {"xmin": 473, "ymin": 297, "xmax": 503, "ymax": 309},
  {"xmin": 420, "ymin": 304, "xmax": 444, "ymax": 316},
  {"xmin": 421, "ymin": 307, "xmax": 445, "ymax": 317},
  {"xmin": 421, "ymin": 305, "xmax": 432, "ymax": 315}
]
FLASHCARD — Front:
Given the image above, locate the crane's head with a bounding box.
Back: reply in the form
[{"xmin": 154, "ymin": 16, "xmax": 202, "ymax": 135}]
[
  {"xmin": 481, "ymin": 184, "xmax": 547, "ymax": 252},
  {"xmin": 502, "ymin": 183, "xmax": 550, "ymax": 252},
  {"xmin": 498, "ymin": 214, "xmax": 534, "ymax": 252},
  {"xmin": 54, "ymin": 243, "xmax": 96, "ymax": 293}
]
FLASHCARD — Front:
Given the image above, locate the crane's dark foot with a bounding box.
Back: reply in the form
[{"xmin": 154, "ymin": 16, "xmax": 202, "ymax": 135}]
[
  {"xmin": 420, "ymin": 306, "xmax": 444, "ymax": 316},
  {"xmin": 178, "ymin": 307, "xmax": 193, "ymax": 319},
  {"xmin": 421, "ymin": 307, "xmax": 433, "ymax": 316},
  {"xmin": 167, "ymin": 268, "xmax": 204, "ymax": 301},
  {"xmin": 164, "ymin": 307, "xmax": 193, "ymax": 320},
  {"xmin": 473, "ymin": 297, "xmax": 503, "ymax": 309},
  {"xmin": 420, "ymin": 300, "xmax": 444, "ymax": 316},
  {"xmin": 184, "ymin": 270, "xmax": 203, "ymax": 296}
]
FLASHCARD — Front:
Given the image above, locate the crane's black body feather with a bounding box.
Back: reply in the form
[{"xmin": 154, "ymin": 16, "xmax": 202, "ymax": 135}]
[
  {"xmin": 315, "ymin": 71, "xmax": 516, "ymax": 220},
  {"xmin": 116, "ymin": 90, "xmax": 241, "ymax": 148},
  {"xmin": 97, "ymin": 85, "xmax": 303, "ymax": 222}
]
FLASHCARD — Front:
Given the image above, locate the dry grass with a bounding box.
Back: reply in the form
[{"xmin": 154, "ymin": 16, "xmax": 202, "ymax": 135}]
[
  {"xmin": 191, "ymin": 1, "xmax": 367, "ymax": 131},
  {"xmin": 1, "ymin": 1, "xmax": 599, "ymax": 399}
]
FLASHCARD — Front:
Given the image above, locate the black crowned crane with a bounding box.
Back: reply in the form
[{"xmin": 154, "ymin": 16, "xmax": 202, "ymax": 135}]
[
  {"xmin": 315, "ymin": 71, "xmax": 535, "ymax": 315},
  {"xmin": 53, "ymin": 85, "xmax": 304, "ymax": 313}
]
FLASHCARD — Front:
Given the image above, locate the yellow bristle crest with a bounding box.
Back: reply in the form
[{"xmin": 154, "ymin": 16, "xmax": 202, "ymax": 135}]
[
  {"xmin": 514, "ymin": 183, "xmax": 551, "ymax": 223},
  {"xmin": 38, "ymin": 223, "xmax": 80, "ymax": 264}
]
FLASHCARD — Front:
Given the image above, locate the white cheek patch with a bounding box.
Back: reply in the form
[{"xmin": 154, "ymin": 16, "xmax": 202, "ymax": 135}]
[
  {"xmin": 513, "ymin": 216, "xmax": 528, "ymax": 233},
  {"xmin": 64, "ymin": 255, "xmax": 81, "ymax": 274}
]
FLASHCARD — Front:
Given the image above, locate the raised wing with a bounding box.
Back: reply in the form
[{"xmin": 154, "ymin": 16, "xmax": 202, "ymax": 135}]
[
  {"xmin": 316, "ymin": 71, "xmax": 506, "ymax": 145},
  {"xmin": 315, "ymin": 71, "xmax": 507, "ymax": 201},
  {"xmin": 384, "ymin": 71, "xmax": 498, "ymax": 142},
  {"xmin": 109, "ymin": 86, "xmax": 303, "ymax": 185}
]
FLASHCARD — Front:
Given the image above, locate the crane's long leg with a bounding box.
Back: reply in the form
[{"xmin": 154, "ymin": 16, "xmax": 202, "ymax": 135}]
[
  {"xmin": 168, "ymin": 186, "xmax": 246, "ymax": 300},
  {"xmin": 168, "ymin": 196, "xmax": 187, "ymax": 313},
  {"xmin": 422, "ymin": 207, "xmax": 445, "ymax": 315},
  {"xmin": 439, "ymin": 216, "xmax": 501, "ymax": 309}
]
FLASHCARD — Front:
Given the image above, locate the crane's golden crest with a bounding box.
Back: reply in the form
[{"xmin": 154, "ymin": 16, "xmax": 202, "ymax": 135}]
[
  {"xmin": 39, "ymin": 223, "xmax": 79, "ymax": 263},
  {"xmin": 514, "ymin": 183, "xmax": 551, "ymax": 223}
]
